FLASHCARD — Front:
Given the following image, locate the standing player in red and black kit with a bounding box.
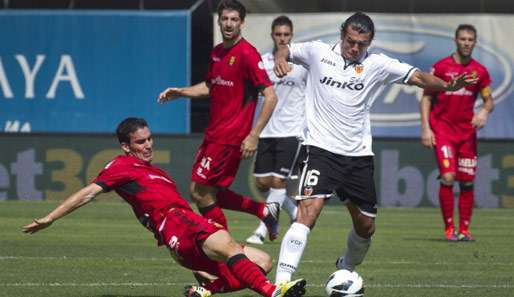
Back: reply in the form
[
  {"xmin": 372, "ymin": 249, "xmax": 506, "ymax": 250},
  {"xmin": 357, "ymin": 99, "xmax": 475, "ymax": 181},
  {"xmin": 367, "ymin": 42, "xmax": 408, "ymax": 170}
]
[
  {"xmin": 22, "ymin": 118, "xmax": 306, "ymax": 297},
  {"xmin": 158, "ymin": 0, "xmax": 280, "ymax": 239},
  {"xmin": 421, "ymin": 24, "xmax": 494, "ymax": 241}
]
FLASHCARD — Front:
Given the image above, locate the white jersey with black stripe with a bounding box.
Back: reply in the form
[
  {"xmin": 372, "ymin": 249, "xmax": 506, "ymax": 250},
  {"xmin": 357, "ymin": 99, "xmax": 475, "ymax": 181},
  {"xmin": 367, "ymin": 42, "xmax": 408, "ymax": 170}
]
[
  {"xmin": 259, "ymin": 52, "xmax": 308, "ymax": 138},
  {"xmin": 289, "ymin": 41, "xmax": 417, "ymax": 156}
]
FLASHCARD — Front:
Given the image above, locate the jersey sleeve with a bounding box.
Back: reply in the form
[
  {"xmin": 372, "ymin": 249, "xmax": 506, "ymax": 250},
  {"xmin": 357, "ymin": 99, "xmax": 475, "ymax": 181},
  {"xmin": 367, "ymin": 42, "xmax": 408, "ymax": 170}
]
[
  {"xmin": 289, "ymin": 41, "xmax": 319, "ymax": 69},
  {"xmin": 92, "ymin": 158, "xmax": 132, "ymax": 192},
  {"xmin": 478, "ymin": 67, "xmax": 492, "ymax": 91},
  {"xmin": 379, "ymin": 53, "xmax": 418, "ymax": 85},
  {"xmin": 244, "ymin": 48, "xmax": 272, "ymax": 92}
]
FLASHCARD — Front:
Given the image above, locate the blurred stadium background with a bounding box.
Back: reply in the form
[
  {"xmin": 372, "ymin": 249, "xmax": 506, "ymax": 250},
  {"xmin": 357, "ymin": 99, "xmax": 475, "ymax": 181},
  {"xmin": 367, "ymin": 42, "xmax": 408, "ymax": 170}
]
[
  {"xmin": 1, "ymin": 1, "xmax": 514, "ymax": 296},
  {"xmin": 1, "ymin": 0, "xmax": 513, "ymax": 206}
]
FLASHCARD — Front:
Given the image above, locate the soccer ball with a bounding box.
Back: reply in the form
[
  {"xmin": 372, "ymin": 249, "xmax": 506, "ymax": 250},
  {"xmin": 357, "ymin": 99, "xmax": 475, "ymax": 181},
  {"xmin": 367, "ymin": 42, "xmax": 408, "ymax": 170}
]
[{"xmin": 325, "ymin": 269, "xmax": 364, "ymax": 297}]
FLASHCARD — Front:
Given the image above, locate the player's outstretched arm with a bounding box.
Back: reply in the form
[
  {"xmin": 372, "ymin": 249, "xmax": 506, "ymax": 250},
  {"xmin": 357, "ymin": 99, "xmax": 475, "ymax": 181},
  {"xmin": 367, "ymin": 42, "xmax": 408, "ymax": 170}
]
[
  {"xmin": 273, "ymin": 45, "xmax": 292, "ymax": 78},
  {"xmin": 241, "ymin": 86, "xmax": 278, "ymax": 159},
  {"xmin": 157, "ymin": 81, "xmax": 210, "ymax": 103},
  {"xmin": 472, "ymin": 87, "xmax": 494, "ymax": 129},
  {"xmin": 420, "ymin": 95, "xmax": 436, "ymax": 148},
  {"xmin": 22, "ymin": 183, "xmax": 103, "ymax": 234},
  {"xmin": 408, "ymin": 71, "xmax": 477, "ymax": 91}
]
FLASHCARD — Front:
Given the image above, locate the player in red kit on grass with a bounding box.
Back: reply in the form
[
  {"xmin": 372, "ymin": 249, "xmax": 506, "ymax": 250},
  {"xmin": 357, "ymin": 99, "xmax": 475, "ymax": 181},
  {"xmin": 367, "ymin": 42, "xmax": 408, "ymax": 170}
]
[
  {"xmin": 420, "ymin": 24, "xmax": 494, "ymax": 241},
  {"xmin": 158, "ymin": 0, "xmax": 281, "ymax": 240},
  {"xmin": 22, "ymin": 117, "xmax": 306, "ymax": 297}
]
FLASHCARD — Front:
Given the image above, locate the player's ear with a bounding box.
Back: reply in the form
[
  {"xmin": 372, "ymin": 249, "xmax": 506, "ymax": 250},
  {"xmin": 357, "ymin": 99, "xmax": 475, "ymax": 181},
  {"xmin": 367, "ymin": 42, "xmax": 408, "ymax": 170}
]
[{"xmin": 121, "ymin": 142, "xmax": 131, "ymax": 154}]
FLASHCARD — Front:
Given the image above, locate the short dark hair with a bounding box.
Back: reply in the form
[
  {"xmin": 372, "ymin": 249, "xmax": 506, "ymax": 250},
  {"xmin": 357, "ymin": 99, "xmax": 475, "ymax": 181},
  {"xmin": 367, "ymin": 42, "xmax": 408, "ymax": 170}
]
[
  {"xmin": 217, "ymin": 0, "xmax": 246, "ymax": 21},
  {"xmin": 455, "ymin": 24, "xmax": 477, "ymax": 38},
  {"xmin": 116, "ymin": 117, "xmax": 148, "ymax": 144},
  {"xmin": 271, "ymin": 15, "xmax": 293, "ymax": 32},
  {"xmin": 341, "ymin": 12, "xmax": 375, "ymax": 40}
]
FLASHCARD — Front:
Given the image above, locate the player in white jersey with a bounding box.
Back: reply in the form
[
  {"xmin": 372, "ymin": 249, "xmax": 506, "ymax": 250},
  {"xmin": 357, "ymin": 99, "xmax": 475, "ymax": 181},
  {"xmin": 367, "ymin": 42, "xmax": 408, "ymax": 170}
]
[
  {"xmin": 246, "ymin": 16, "xmax": 308, "ymax": 245},
  {"xmin": 272, "ymin": 12, "xmax": 477, "ymax": 285}
]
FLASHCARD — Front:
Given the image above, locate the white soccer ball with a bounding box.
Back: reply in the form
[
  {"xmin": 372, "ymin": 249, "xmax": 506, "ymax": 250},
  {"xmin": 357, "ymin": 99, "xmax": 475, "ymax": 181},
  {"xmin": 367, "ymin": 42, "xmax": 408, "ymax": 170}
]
[{"xmin": 325, "ymin": 269, "xmax": 364, "ymax": 297}]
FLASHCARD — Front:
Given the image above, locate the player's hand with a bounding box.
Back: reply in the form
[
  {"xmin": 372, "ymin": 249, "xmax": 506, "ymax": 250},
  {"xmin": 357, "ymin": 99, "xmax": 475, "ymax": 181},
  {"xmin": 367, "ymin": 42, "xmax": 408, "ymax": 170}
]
[
  {"xmin": 22, "ymin": 217, "xmax": 53, "ymax": 234},
  {"xmin": 241, "ymin": 133, "xmax": 258, "ymax": 159},
  {"xmin": 446, "ymin": 73, "xmax": 478, "ymax": 91},
  {"xmin": 157, "ymin": 87, "xmax": 182, "ymax": 103},
  {"xmin": 421, "ymin": 127, "xmax": 436, "ymax": 148},
  {"xmin": 471, "ymin": 108, "xmax": 489, "ymax": 129},
  {"xmin": 273, "ymin": 59, "xmax": 292, "ymax": 78}
]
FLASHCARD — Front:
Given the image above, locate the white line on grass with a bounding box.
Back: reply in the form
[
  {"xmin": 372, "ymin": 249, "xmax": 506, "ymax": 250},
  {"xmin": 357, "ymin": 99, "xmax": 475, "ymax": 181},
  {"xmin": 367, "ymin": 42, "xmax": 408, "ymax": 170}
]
[
  {"xmin": 1, "ymin": 256, "xmax": 512, "ymax": 267},
  {"xmin": 1, "ymin": 282, "xmax": 512, "ymax": 289}
]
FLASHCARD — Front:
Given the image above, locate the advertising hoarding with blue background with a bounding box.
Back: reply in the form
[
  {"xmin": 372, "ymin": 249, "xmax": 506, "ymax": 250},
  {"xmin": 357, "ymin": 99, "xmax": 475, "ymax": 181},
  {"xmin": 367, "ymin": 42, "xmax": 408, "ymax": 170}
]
[
  {"xmin": 239, "ymin": 14, "xmax": 514, "ymax": 139},
  {"xmin": 0, "ymin": 11, "xmax": 190, "ymax": 133}
]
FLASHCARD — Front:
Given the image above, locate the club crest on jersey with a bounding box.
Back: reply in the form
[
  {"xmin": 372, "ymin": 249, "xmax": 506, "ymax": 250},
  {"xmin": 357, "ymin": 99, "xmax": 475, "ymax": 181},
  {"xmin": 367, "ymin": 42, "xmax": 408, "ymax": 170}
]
[
  {"xmin": 471, "ymin": 70, "xmax": 478, "ymax": 79},
  {"xmin": 355, "ymin": 64, "xmax": 364, "ymax": 74},
  {"xmin": 443, "ymin": 159, "xmax": 450, "ymax": 168},
  {"xmin": 303, "ymin": 186, "xmax": 313, "ymax": 196},
  {"xmin": 229, "ymin": 56, "xmax": 236, "ymax": 66}
]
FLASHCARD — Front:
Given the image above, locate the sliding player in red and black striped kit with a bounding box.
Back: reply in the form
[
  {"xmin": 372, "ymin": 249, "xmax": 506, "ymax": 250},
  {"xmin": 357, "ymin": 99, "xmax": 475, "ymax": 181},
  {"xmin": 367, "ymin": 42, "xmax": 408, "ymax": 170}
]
[{"xmin": 23, "ymin": 117, "xmax": 306, "ymax": 297}]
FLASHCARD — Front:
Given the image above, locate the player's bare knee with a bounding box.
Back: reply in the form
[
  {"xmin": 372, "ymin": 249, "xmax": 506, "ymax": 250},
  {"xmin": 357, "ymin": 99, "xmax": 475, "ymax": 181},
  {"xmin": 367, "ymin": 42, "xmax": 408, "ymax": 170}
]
[
  {"xmin": 440, "ymin": 173, "xmax": 456, "ymax": 185},
  {"xmin": 190, "ymin": 190, "xmax": 205, "ymax": 204},
  {"xmin": 255, "ymin": 177, "xmax": 271, "ymax": 192},
  {"xmin": 355, "ymin": 217, "xmax": 375, "ymax": 238},
  {"xmin": 245, "ymin": 247, "xmax": 273, "ymax": 273},
  {"xmin": 295, "ymin": 203, "xmax": 321, "ymax": 229},
  {"xmin": 255, "ymin": 181, "xmax": 269, "ymax": 193},
  {"xmin": 271, "ymin": 177, "xmax": 287, "ymax": 189}
]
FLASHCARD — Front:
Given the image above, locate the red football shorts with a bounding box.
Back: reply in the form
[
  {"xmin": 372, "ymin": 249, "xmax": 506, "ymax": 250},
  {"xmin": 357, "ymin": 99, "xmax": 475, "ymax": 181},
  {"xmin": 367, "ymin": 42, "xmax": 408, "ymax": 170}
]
[
  {"xmin": 434, "ymin": 136, "xmax": 477, "ymax": 182},
  {"xmin": 191, "ymin": 139, "xmax": 242, "ymax": 187},
  {"xmin": 159, "ymin": 208, "xmax": 226, "ymax": 275}
]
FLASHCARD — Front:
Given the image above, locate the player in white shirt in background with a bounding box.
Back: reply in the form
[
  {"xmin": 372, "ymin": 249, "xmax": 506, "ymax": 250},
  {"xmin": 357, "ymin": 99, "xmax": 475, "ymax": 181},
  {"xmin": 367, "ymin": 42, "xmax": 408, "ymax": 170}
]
[
  {"xmin": 246, "ymin": 15, "xmax": 308, "ymax": 245},
  {"xmin": 272, "ymin": 12, "xmax": 477, "ymax": 284}
]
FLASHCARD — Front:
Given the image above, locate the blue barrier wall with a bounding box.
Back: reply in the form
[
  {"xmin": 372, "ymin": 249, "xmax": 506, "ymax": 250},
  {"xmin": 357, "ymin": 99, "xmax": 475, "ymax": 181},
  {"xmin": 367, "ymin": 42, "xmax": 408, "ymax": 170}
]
[{"xmin": 0, "ymin": 10, "xmax": 190, "ymax": 133}]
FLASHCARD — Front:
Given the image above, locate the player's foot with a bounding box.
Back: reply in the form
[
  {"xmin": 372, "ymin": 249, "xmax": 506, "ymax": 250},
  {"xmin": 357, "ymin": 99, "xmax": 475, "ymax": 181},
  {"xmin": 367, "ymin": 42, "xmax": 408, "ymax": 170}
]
[
  {"xmin": 246, "ymin": 233, "xmax": 265, "ymax": 245},
  {"xmin": 184, "ymin": 285, "xmax": 211, "ymax": 297},
  {"xmin": 262, "ymin": 202, "xmax": 280, "ymax": 241},
  {"xmin": 457, "ymin": 230, "xmax": 474, "ymax": 241},
  {"xmin": 445, "ymin": 226, "xmax": 458, "ymax": 241},
  {"xmin": 272, "ymin": 279, "xmax": 306, "ymax": 297}
]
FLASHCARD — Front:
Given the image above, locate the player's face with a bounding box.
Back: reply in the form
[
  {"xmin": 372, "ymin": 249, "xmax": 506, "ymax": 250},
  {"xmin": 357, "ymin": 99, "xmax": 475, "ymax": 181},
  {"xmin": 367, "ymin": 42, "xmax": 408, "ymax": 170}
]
[
  {"xmin": 271, "ymin": 25, "xmax": 293, "ymax": 48},
  {"xmin": 341, "ymin": 27, "xmax": 372, "ymax": 62},
  {"xmin": 455, "ymin": 30, "xmax": 476, "ymax": 58},
  {"xmin": 122, "ymin": 127, "xmax": 153, "ymax": 163},
  {"xmin": 218, "ymin": 9, "xmax": 244, "ymax": 42}
]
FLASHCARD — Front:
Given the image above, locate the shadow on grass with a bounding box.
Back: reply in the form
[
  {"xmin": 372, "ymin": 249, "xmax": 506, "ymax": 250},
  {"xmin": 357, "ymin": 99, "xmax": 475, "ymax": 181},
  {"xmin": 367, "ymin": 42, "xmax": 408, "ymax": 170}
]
[{"xmin": 401, "ymin": 237, "xmax": 476, "ymax": 243}]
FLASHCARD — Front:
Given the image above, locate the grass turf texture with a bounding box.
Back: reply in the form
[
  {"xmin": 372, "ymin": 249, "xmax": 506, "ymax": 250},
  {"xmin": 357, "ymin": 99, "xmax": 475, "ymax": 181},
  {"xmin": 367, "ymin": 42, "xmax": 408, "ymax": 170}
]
[{"xmin": 1, "ymin": 201, "xmax": 513, "ymax": 297}]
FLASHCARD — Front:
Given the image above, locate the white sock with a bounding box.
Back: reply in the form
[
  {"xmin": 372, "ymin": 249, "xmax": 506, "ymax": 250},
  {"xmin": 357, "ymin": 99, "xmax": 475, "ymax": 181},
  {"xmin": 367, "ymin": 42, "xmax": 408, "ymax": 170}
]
[
  {"xmin": 267, "ymin": 187, "xmax": 287, "ymax": 206},
  {"xmin": 282, "ymin": 196, "xmax": 298, "ymax": 221},
  {"xmin": 254, "ymin": 221, "xmax": 268, "ymax": 238},
  {"xmin": 275, "ymin": 222, "xmax": 310, "ymax": 284},
  {"xmin": 341, "ymin": 228, "xmax": 371, "ymax": 271}
]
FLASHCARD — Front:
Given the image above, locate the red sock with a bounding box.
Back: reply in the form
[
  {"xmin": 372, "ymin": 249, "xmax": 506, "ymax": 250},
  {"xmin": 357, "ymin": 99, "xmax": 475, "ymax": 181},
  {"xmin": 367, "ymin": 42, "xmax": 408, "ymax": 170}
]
[
  {"xmin": 199, "ymin": 204, "xmax": 228, "ymax": 230},
  {"xmin": 458, "ymin": 188, "xmax": 474, "ymax": 232},
  {"xmin": 216, "ymin": 189, "xmax": 265, "ymax": 219},
  {"xmin": 226, "ymin": 254, "xmax": 276, "ymax": 297},
  {"xmin": 204, "ymin": 263, "xmax": 245, "ymax": 293},
  {"xmin": 439, "ymin": 183, "xmax": 454, "ymax": 229}
]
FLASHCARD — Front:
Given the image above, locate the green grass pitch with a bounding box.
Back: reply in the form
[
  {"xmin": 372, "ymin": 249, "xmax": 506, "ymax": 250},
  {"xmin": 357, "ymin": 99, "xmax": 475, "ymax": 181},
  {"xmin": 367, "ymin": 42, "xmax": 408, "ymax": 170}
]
[{"xmin": 1, "ymin": 201, "xmax": 513, "ymax": 297}]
